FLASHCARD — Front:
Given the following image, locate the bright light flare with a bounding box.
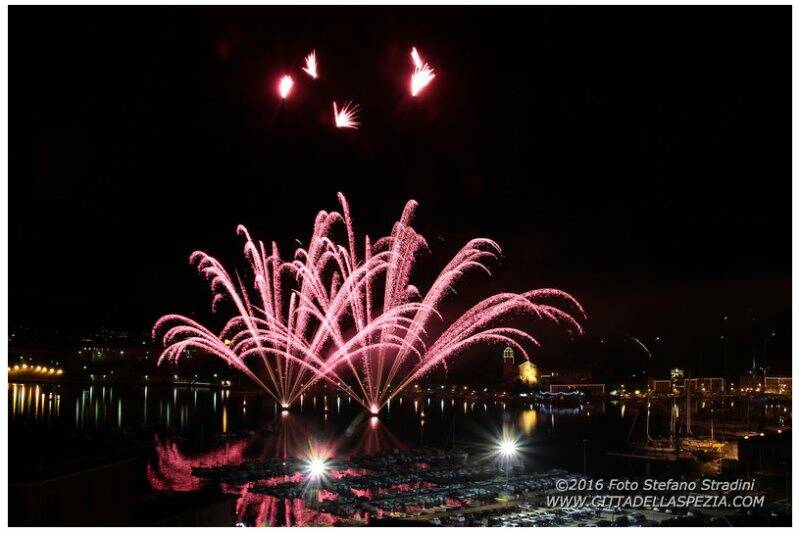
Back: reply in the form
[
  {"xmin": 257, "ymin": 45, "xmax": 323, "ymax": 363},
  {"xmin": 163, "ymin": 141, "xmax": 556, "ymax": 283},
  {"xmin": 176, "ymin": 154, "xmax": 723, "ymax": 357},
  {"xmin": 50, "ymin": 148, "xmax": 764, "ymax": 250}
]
[
  {"xmin": 302, "ymin": 50, "xmax": 319, "ymax": 79},
  {"xmin": 410, "ymin": 46, "xmax": 436, "ymax": 96},
  {"xmin": 497, "ymin": 436, "xmax": 520, "ymax": 458},
  {"xmin": 278, "ymin": 75, "xmax": 294, "ymax": 99},
  {"xmin": 332, "ymin": 101, "xmax": 360, "ymax": 129},
  {"xmin": 411, "ymin": 47, "xmax": 424, "ymax": 69},
  {"xmin": 305, "ymin": 456, "xmax": 330, "ymax": 480}
]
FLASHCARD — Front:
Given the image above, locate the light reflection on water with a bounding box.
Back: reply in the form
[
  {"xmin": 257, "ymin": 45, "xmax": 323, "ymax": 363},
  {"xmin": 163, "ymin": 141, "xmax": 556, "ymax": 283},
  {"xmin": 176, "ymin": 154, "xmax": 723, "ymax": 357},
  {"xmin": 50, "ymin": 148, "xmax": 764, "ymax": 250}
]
[
  {"xmin": 10, "ymin": 381, "xmax": 791, "ymax": 448},
  {"xmin": 9, "ymin": 381, "xmax": 792, "ymax": 525},
  {"xmin": 10, "ymin": 383, "xmax": 61, "ymax": 424}
]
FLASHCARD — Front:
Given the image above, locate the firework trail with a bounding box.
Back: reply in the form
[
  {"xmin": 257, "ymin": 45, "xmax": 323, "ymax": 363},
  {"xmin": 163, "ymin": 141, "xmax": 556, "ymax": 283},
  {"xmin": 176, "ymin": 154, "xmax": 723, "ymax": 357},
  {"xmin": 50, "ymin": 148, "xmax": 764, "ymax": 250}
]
[
  {"xmin": 332, "ymin": 101, "xmax": 360, "ymax": 129},
  {"xmin": 302, "ymin": 51, "xmax": 319, "ymax": 79},
  {"xmin": 628, "ymin": 335, "xmax": 653, "ymax": 359},
  {"xmin": 154, "ymin": 195, "xmax": 585, "ymax": 412},
  {"xmin": 410, "ymin": 47, "xmax": 436, "ymax": 96}
]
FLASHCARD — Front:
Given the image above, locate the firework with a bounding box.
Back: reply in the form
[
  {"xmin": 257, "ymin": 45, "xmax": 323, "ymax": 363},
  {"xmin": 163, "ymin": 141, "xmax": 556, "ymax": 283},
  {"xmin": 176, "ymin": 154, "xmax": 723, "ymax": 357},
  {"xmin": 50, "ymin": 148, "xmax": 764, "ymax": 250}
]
[
  {"xmin": 278, "ymin": 75, "xmax": 294, "ymax": 99},
  {"xmin": 154, "ymin": 194, "xmax": 585, "ymax": 412},
  {"xmin": 302, "ymin": 51, "xmax": 319, "ymax": 79},
  {"xmin": 410, "ymin": 47, "xmax": 436, "ymax": 96},
  {"xmin": 628, "ymin": 335, "xmax": 653, "ymax": 359},
  {"xmin": 332, "ymin": 101, "xmax": 360, "ymax": 129}
]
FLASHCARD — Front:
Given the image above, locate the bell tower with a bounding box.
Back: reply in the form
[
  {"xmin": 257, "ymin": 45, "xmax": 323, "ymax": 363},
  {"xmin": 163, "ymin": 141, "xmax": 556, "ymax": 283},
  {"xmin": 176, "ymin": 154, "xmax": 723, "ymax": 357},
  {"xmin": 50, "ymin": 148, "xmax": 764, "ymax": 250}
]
[{"xmin": 502, "ymin": 346, "xmax": 516, "ymax": 381}]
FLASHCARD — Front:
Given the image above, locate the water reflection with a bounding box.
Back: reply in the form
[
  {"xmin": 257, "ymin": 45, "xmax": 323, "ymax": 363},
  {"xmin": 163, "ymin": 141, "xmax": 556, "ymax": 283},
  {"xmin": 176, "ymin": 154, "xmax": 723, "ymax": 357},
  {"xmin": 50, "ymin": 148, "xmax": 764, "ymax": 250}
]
[
  {"xmin": 519, "ymin": 408, "xmax": 538, "ymax": 436},
  {"xmin": 9, "ymin": 382, "xmax": 793, "ymax": 525},
  {"xmin": 9, "ymin": 383, "xmax": 61, "ymax": 423}
]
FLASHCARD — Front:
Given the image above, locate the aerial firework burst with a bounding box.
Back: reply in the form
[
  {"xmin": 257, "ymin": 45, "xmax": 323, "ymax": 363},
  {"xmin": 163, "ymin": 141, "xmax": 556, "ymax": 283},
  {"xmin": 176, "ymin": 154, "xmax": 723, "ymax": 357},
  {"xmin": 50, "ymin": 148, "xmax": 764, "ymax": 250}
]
[
  {"xmin": 410, "ymin": 47, "xmax": 436, "ymax": 96},
  {"xmin": 332, "ymin": 101, "xmax": 360, "ymax": 129},
  {"xmin": 154, "ymin": 194, "xmax": 585, "ymax": 412},
  {"xmin": 278, "ymin": 75, "xmax": 294, "ymax": 99},
  {"xmin": 302, "ymin": 51, "xmax": 319, "ymax": 79}
]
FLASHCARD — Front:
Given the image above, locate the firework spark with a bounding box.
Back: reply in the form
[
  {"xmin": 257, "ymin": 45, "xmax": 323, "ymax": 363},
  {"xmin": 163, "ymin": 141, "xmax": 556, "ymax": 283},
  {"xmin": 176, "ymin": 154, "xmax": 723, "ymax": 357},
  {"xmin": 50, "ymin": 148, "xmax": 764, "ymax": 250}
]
[
  {"xmin": 302, "ymin": 51, "xmax": 319, "ymax": 79},
  {"xmin": 628, "ymin": 335, "xmax": 653, "ymax": 359},
  {"xmin": 411, "ymin": 47, "xmax": 424, "ymax": 69},
  {"xmin": 410, "ymin": 47, "xmax": 436, "ymax": 96},
  {"xmin": 278, "ymin": 75, "xmax": 294, "ymax": 99},
  {"xmin": 154, "ymin": 195, "xmax": 585, "ymax": 412},
  {"xmin": 332, "ymin": 101, "xmax": 360, "ymax": 129}
]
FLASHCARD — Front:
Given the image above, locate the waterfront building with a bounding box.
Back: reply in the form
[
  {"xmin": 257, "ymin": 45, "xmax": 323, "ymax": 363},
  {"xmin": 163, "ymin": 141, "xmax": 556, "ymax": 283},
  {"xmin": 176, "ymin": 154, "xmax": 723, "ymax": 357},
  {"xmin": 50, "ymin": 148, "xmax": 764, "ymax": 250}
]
[
  {"xmin": 502, "ymin": 346, "xmax": 516, "ymax": 381},
  {"xmin": 738, "ymin": 374, "xmax": 762, "ymax": 392},
  {"xmin": 764, "ymin": 376, "xmax": 791, "ymax": 395},
  {"xmin": 670, "ymin": 368, "xmax": 685, "ymax": 388},
  {"xmin": 648, "ymin": 379, "xmax": 672, "ymax": 394},
  {"xmin": 549, "ymin": 383, "xmax": 605, "ymax": 396},
  {"xmin": 699, "ymin": 377, "xmax": 725, "ymax": 393}
]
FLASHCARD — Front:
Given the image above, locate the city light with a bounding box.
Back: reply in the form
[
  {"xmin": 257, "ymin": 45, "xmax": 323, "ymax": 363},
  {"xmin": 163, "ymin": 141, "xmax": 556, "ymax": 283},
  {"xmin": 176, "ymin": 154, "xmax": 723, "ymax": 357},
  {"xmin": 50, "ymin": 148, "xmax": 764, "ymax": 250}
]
[{"xmin": 8, "ymin": 365, "xmax": 63, "ymax": 376}]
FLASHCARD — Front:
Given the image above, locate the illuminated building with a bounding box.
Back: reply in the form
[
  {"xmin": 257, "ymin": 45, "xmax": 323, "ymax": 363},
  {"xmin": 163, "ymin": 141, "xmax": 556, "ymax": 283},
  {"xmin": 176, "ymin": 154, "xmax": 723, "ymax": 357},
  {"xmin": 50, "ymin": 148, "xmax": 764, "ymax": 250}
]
[
  {"xmin": 549, "ymin": 383, "xmax": 605, "ymax": 397},
  {"xmin": 738, "ymin": 374, "xmax": 762, "ymax": 392},
  {"xmin": 518, "ymin": 361, "xmax": 538, "ymax": 386},
  {"xmin": 670, "ymin": 368, "xmax": 685, "ymax": 388},
  {"xmin": 502, "ymin": 347, "xmax": 516, "ymax": 381},
  {"xmin": 648, "ymin": 379, "xmax": 672, "ymax": 395},
  {"xmin": 764, "ymin": 376, "xmax": 791, "ymax": 395},
  {"xmin": 699, "ymin": 377, "xmax": 724, "ymax": 393},
  {"xmin": 538, "ymin": 369, "xmax": 592, "ymax": 389}
]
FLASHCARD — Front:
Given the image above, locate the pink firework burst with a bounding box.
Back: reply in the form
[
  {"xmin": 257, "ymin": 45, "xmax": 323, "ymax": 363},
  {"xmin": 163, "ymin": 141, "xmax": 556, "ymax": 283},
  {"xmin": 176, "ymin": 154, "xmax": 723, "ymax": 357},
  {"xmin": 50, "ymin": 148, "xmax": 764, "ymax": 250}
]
[
  {"xmin": 153, "ymin": 195, "xmax": 585, "ymax": 412},
  {"xmin": 410, "ymin": 47, "xmax": 436, "ymax": 96},
  {"xmin": 302, "ymin": 50, "xmax": 319, "ymax": 79},
  {"xmin": 332, "ymin": 101, "xmax": 360, "ymax": 129},
  {"xmin": 278, "ymin": 75, "xmax": 294, "ymax": 99}
]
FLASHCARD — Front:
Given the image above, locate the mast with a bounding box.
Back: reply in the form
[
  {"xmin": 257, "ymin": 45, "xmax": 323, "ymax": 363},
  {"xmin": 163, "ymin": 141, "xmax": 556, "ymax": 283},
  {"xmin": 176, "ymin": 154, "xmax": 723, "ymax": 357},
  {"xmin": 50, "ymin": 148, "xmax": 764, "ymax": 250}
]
[
  {"xmin": 686, "ymin": 385, "xmax": 692, "ymax": 435},
  {"xmin": 710, "ymin": 408, "xmax": 715, "ymax": 441}
]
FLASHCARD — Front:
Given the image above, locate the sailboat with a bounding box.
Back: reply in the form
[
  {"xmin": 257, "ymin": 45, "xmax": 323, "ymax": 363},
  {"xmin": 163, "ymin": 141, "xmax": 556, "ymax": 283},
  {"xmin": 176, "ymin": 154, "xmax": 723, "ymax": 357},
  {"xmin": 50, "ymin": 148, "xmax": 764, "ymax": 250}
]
[
  {"xmin": 627, "ymin": 401, "xmax": 678, "ymax": 455},
  {"xmin": 679, "ymin": 386, "xmax": 725, "ymax": 459}
]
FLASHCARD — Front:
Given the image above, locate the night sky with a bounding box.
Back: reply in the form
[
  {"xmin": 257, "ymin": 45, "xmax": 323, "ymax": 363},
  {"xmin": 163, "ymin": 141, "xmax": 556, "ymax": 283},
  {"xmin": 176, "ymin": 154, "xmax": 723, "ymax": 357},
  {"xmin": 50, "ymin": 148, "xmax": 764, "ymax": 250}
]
[{"xmin": 10, "ymin": 6, "xmax": 791, "ymax": 375}]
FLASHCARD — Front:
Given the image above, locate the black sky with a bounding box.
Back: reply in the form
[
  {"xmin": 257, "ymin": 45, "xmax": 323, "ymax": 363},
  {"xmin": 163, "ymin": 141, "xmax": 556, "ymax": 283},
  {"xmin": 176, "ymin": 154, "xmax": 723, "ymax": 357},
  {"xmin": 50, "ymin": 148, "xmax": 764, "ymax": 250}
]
[{"xmin": 10, "ymin": 6, "xmax": 791, "ymax": 373}]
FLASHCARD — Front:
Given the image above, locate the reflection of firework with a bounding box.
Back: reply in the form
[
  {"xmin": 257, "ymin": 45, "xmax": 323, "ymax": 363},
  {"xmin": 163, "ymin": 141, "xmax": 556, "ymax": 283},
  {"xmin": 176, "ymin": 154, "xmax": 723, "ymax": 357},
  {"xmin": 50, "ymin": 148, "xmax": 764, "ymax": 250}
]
[
  {"xmin": 147, "ymin": 435, "xmax": 250, "ymax": 492},
  {"xmin": 154, "ymin": 194, "xmax": 585, "ymax": 412},
  {"xmin": 346, "ymin": 414, "xmax": 407, "ymax": 456}
]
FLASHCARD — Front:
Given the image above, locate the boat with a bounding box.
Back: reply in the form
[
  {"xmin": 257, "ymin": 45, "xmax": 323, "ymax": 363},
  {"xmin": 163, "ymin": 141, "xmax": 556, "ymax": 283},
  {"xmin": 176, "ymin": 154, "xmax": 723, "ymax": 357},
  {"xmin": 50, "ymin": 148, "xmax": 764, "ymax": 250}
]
[
  {"xmin": 679, "ymin": 387, "xmax": 725, "ymax": 459},
  {"xmin": 626, "ymin": 402, "xmax": 678, "ymax": 455}
]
